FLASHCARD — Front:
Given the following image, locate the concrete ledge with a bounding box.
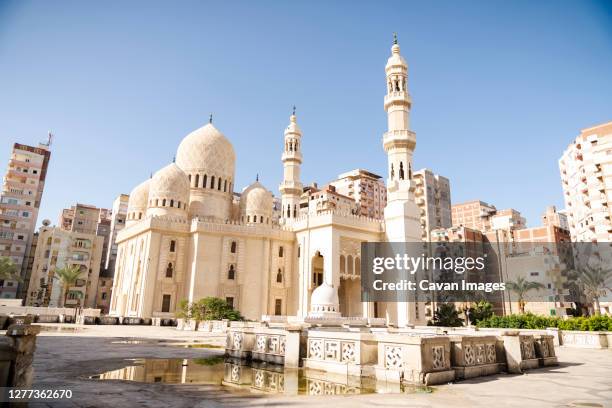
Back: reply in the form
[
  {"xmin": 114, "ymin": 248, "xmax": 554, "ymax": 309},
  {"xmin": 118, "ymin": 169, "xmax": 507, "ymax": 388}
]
[
  {"xmin": 423, "ymin": 370, "xmax": 455, "ymax": 385},
  {"xmin": 454, "ymin": 363, "xmax": 501, "ymax": 380}
]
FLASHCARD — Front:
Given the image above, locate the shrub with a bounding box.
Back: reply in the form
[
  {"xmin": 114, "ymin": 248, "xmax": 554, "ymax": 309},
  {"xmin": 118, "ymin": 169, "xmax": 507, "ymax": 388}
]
[
  {"xmin": 476, "ymin": 313, "xmax": 612, "ymax": 331},
  {"xmin": 179, "ymin": 297, "xmax": 244, "ymax": 322},
  {"xmin": 428, "ymin": 303, "xmax": 464, "ymax": 327}
]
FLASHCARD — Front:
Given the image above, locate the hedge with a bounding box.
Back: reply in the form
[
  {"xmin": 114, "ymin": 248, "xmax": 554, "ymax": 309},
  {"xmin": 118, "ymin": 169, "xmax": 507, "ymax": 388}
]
[{"xmin": 476, "ymin": 313, "xmax": 612, "ymax": 331}]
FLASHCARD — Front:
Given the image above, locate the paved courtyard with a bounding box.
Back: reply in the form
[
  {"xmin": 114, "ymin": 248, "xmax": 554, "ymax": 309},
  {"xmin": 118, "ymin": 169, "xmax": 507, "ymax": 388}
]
[{"xmin": 21, "ymin": 324, "xmax": 612, "ymax": 408}]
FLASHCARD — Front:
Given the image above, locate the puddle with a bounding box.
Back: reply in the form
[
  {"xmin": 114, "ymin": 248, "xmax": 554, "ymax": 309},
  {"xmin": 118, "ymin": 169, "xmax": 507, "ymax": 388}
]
[
  {"xmin": 37, "ymin": 325, "xmax": 84, "ymax": 333},
  {"xmin": 89, "ymin": 357, "xmax": 433, "ymax": 396},
  {"xmin": 110, "ymin": 339, "xmax": 223, "ymax": 348}
]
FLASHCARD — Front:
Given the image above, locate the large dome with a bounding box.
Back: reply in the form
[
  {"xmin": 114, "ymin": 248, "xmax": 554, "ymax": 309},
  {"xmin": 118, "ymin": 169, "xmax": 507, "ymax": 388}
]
[
  {"xmin": 147, "ymin": 163, "xmax": 190, "ymax": 215},
  {"xmin": 176, "ymin": 123, "xmax": 235, "ymax": 181},
  {"xmin": 240, "ymin": 181, "xmax": 273, "ymax": 223},
  {"xmin": 126, "ymin": 179, "xmax": 150, "ymax": 224}
]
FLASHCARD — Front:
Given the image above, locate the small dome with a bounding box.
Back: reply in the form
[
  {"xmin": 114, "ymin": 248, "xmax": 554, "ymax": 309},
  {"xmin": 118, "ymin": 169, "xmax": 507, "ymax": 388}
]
[
  {"xmin": 240, "ymin": 181, "xmax": 273, "ymax": 219},
  {"xmin": 310, "ymin": 282, "xmax": 339, "ymax": 308},
  {"xmin": 385, "ymin": 42, "xmax": 407, "ymax": 71},
  {"xmin": 284, "ymin": 114, "xmax": 301, "ymax": 136},
  {"xmin": 176, "ymin": 123, "xmax": 235, "ymax": 181},
  {"xmin": 149, "ymin": 163, "xmax": 190, "ymax": 205},
  {"xmin": 126, "ymin": 179, "xmax": 150, "ymax": 223}
]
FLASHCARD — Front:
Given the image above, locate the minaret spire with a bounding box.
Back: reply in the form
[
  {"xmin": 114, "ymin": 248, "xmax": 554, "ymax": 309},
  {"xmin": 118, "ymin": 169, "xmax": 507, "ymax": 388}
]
[
  {"xmin": 209, "ymin": 113, "xmax": 213, "ymax": 124},
  {"xmin": 279, "ymin": 108, "xmax": 303, "ymax": 223},
  {"xmin": 393, "ymin": 32, "xmax": 398, "ymax": 45}
]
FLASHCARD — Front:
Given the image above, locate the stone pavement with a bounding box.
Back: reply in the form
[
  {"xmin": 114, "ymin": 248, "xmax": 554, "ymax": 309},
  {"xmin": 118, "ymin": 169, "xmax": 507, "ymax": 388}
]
[{"xmin": 19, "ymin": 325, "xmax": 612, "ymax": 408}]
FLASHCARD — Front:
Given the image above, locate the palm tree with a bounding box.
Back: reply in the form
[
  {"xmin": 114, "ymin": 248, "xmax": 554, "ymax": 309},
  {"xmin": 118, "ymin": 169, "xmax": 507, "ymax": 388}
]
[
  {"xmin": 0, "ymin": 256, "xmax": 21, "ymax": 281},
  {"xmin": 54, "ymin": 265, "xmax": 82, "ymax": 307},
  {"xmin": 578, "ymin": 263, "xmax": 612, "ymax": 315},
  {"xmin": 506, "ymin": 277, "xmax": 545, "ymax": 314}
]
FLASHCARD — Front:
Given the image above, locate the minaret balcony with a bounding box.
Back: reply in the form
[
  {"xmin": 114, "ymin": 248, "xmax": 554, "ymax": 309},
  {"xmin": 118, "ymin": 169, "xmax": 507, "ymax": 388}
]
[
  {"xmin": 384, "ymin": 91, "xmax": 412, "ymax": 109},
  {"xmin": 279, "ymin": 181, "xmax": 303, "ymax": 194},
  {"xmin": 281, "ymin": 151, "xmax": 303, "ymax": 162},
  {"xmin": 382, "ymin": 130, "xmax": 416, "ymax": 151}
]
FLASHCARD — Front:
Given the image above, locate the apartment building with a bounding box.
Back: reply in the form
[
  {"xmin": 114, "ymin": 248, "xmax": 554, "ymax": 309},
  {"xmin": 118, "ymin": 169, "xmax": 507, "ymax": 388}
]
[
  {"xmin": 514, "ymin": 206, "xmax": 571, "ymax": 244},
  {"xmin": 452, "ymin": 200, "xmax": 526, "ymax": 236},
  {"xmin": 0, "ymin": 141, "xmax": 51, "ymax": 299},
  {"xmin": 329, "ymin": 169, "xmax": 386, "ymax": 219},
  {"xmin": 104, "ymin": 194, "xmax": 128, "ymax": 273},
  {"xmin": 300, "ymin": 183, "xmax": 358, "ymax": 215},
  {"xmin": 413, "ymin": 168, "xmax": 452, "ymax": 240},
  {"xmin": 26, "ymin": 223, "xmax": 103, "ymax": 308},
  {"xmin": 559, "ymin": 121, "xmax": 612, "ymax": 242}
]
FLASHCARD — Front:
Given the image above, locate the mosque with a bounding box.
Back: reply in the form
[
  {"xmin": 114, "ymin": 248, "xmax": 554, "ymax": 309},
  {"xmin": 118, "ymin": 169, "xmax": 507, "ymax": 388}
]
[{"xmin": 109, "ymin": 37, "xmax": 424, "ymax": 327}]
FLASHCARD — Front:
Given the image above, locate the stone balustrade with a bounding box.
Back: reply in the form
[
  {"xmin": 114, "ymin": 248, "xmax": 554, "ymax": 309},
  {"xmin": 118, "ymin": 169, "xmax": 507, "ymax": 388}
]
[
  {"xmin": 449, "ymin": 335, "xmax": 502, "ymax": 380},
  {"xmin": 303, "ymin": 330, "xmax": 378, "ymax": 376},
  {"xmin": 225, "ymin": 326, "xmax": 301, "ymax": 367},
  {"xmin": 374, "ymin": 333, "xmax": 455, "ymax": 385}
]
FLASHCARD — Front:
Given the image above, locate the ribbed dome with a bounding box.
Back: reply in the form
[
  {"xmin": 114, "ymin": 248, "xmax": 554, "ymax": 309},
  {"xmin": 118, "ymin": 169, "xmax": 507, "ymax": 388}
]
[
  {"xmin": 240, "ymin": 181, "xmax": 273, "ymax": 217},
  {"xmin": 126, "ymin": 179, "xmax": 150, "ymax": 224},
  {"xmin": 149, "ymin": 163, "xmax": 190, "ymax": 206},
  {"xmin": 175, "ymin": 123, "xmax": 235, "ymax": 180}
]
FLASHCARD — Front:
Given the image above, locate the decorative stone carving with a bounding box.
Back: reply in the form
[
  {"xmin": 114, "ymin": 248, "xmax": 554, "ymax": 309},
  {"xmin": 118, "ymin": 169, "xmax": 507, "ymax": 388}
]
[
  {"xmin": 464, "ymin": 344, "xmax": 475, "ymax": 366},
  {"xmin": 476, "ymin": 344, "xmax": 486, "ymax": 365},
  {"xmin": 255, "ymin": 335, "xmax": 267, "ymax": 353},
  {"xmin": 341, "ymin": 341, "xmax": 356, "ymax": 363},
  {"xmin": 385, "ymin": 345, "xmax": 403, "ymax": 368},
  {"xmin": 254, "ymin": 369, "xmax": 265, "ymax": 388},
  {"xmin": 486, "ymin": 343, "xmax": 496, "ymax": 363},
  {"xmin": 309, "ymin": 339, "xmax": 323, "ymax": 360},
  {"xmin": 230, "ymin": 364, "xmax": 240, "ymax": 382},
  {"xmin": 325, "ymin": 340, "xmax": 340, "ymax": 361},
  {"xmin": 520, "ymin": 338, "xmax": 536, "ymax": 360},
  {"xmin": 431, "ymin": 346, "xmax": 445, "ymax": 370},
  {"xmin": 233, "ymin": 332, "xmax": 243, "ymax": 350},
  {"xmin": 279, "ymin": 336, "xmax": 286, "ymax": 355}
]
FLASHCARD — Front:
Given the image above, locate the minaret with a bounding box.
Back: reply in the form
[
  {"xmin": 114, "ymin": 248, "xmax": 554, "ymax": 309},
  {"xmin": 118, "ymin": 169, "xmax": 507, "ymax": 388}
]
[
  {"xmin": 383, "ymin": 34, "xmax": 421, "ymax": 243},
  {"xmin": 382, "ymin": 34, "xmax": 422, "ymax": 328},
  {"xmin": 279, "ymin": 107, "xmax": 303, "ymax": 222}
]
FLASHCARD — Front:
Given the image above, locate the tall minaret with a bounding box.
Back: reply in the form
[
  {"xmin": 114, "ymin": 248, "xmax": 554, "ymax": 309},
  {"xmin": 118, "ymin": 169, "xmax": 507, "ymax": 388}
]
[
  {"xmin": 383, "ymin": 34, "xmax": 421, "ymax": 243},
  {"xmin": 382, "ymin": 34, "xmax": 422, "ymax": 328},
  {"xmin": 279, "ymin": 107, "xmax": 303, "ymax": 223}
]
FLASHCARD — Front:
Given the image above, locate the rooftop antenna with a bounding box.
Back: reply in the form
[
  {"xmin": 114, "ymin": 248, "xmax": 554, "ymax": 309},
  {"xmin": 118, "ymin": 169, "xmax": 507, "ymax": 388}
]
[
  {"xmin": 292, "ymin": 105, "xmax": 296, "ymax": 116},
  {"xmin": 209, "ymin": 113, "xmax": 213, "ymax": 124},
  {"xmin": 41, "ymin": 131, "xmax": 53, "ymax": 147}
]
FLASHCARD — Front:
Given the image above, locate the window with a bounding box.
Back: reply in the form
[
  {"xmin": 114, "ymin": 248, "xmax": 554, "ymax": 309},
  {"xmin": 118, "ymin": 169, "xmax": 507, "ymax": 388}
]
[
  {"xmin": 274, "ymin": 299, "xmax": 282, "ymax": 316},
  {"xmin": 101, "ymin": 292, "xmax": 107, "ymax": 300},
  {"xmin": 227, "ymin": 264, "xmax": 235, "ymax": 280},
  {"xmin": 312, "ymin": 271, "xmax": 323, "ymax": 287},
  {"xmin": 161, "ymin": 294, "xmax": 171, "ymax": 313},
  {"xmin": 276, "ymin": 268, "xmax": 283, "ymax": 283},
  {"xmin": 166, "ymin": 262, "xmax": 173, "ymax": 278},
  {"xmin": 226, "ymin": 297, "xmax": 234, "ymax": 308},
  {"xmin": 170, "ymin": 199, "xmax": 174, "ymax": 207},
  {"xmin": 170, "ymin": 240, "xmax": 176, "ymax": 252},
  {"xmin": 278, "ymin": 246, "xmax": 284, "ymax": 257},
  {"xmin": 230, "ymin": 241, "xmax": 236, "ymax": 253}
]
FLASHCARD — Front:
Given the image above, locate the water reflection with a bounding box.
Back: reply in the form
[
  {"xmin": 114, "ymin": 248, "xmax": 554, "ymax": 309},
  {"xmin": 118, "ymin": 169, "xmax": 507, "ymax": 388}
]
[{"xmin": 91, "ymin": 357, "xmax": 432, "ymax": 396}]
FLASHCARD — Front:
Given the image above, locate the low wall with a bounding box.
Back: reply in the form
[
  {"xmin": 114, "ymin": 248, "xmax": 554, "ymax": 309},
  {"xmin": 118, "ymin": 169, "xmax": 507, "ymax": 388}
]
[
  {"xmin": 557, "ymin": 330, "xmax": 611, "ymax": 349},
  {"xmin": 0, "ymin": 324, "xmax": 41, "ymax": 387},
  {"xmin": 0, "ymin": 306, "xmax": 100, "ymax": 318}
]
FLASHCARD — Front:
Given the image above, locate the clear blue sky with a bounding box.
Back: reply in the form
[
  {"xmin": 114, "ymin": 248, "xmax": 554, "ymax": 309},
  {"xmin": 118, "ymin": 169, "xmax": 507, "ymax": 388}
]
[{"xmin": 1, "ymin": 0, "xmax": 611, "ymax": 228}]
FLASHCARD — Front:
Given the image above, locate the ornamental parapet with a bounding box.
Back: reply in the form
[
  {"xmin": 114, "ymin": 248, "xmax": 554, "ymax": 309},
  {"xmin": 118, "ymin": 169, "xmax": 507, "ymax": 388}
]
[
  {"xmin": 191, "ymin": 216, "xmax": 295, "ymax": 240},
  {"xmin": 382, "ymin": 129, "xmax": 416, "ymax": 151},
  {"xmin": 290, "ymin": 210, "xmax": 384, "ymax": 233}
]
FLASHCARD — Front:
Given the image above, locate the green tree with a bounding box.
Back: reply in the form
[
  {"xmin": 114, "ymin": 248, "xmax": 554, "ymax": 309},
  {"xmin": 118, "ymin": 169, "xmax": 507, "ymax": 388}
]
[
  {"xmin": 467, "ymin": 301, "xmax": 493, "ymax": 324},
  {"xmin": 577, "ymin": 263, "xmax": 612, "ymax": 315},
  {"xmin": 54, "ymin": 264, "xmax": 82, "ymax": 307},
  {"xmin": 0, "ymin": 256, "xmax": 21, "ymax": 281},
  {"xmin": 429, "ymin": 303, "xmax": 464, "ymax": 327},
  {"xmin": 506, "ymin": 277, "xmax": 545, "ymax": 314},
  {"xmin": 190, "ymin": 297, "xmax": 243, "ymax": 321}
]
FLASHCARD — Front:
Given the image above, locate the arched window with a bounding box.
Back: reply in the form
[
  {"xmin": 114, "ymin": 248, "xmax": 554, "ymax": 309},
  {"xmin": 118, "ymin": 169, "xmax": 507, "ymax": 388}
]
[
  {"xmin": 278, "ymin": 246, "xmax": 284, "ymax": 257},
  {"xmin": 218, "ymin": 178, "xmax": 222, "ymax": 190},
  {"xmin": 399, "ymin": 162, "xmax": 405, "ymax": 180},
  {"xmin": 260, "ymin": 215, "xmax": 263, "ymax": 223},
  {"xmin": 195, "ymin": 174, "xmax": 199, "ymax": 187},
  {"xmin": 286, "ymin": 204, "xmax": 291, "ymax": 218},
  {"xmin": 169, "ymin": 240, "xmax": 176, "ymax": 252},
  {"xmin": 230, "ymin": 241, "xmax": 237, "ymax": 253},
  {"xmin": 203, "ymin": 174, "xmax": 207, "ymax": 188},
  {"xmin": 138, "ymin": 212, "xmax": 142, "ymax": 219},
  {"xmin": 355, "ymin": 257, "xmax": 361, "ymax": 275},
  {"xmin": 177, "ymin": 201, "xmax": 181, "ymax": 208},
  {"xmin": 210, "ymin": 176, "xmax": 215, "ymax": 189},
  {"xmin": 347, "ymin": 255, "xmax": 354, "ymax": 274},
  {"xmin": 170, "ymin": 199, "xmax": 174, "ymax": 207},
  {"xmin": 224, "ymin": 180, "xmax": 227, "ymax": 192},
  {"xmin": 155, "ymin": 199, "xmax": 159, "ymax": 206},
  {"xmin": 340, "ymin": 255, "xmax": 346, "ymax": 274},
  {"xmin": 276, "ymin": 268, "xmax": 283, "ymax": 283},
  {"xmin": 162, "ymin": 199, "xmax": 166, "ymax": 206},
  {"xmin": 390, "ymin": 163, "xmax": 395, "ymax": 179},
  {"xmin": 227, "ymin": 264, "xmax": 235, "ymax": 280},
  {"xmin": 293, "ymin": 205, "xmax": 297, "ymax": 217},
  {"xmin": 408, "ymin": 163, "xmax": 412, "ymax": 180},
  {"xmin": 188, "ymin": 174, "xmax": 191, "ymax": 183},
  {"xmin": 166, "ymin": 262, "xmax": 173, "ymax": 278},
  {"xmin": 297, "ymin": 245, "xmax": 301, "ymax": 258},
  {"xmin": 247, "ymin": 215, "xmax": 250, "ymax": 223}
]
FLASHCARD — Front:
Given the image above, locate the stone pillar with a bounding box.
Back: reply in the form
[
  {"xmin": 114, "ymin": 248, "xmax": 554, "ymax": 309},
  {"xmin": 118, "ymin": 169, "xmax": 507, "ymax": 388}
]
[
  {"xmin": 5, "ymin": 324, "xmax": 41, "ymax": 387},
  {"xmin": 500, "ymin": 331, "xmax": 523, "ymax": 374},
  {"xmin": 284, "ymin": 328, "xmax": 302, "ymax": 368}
]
